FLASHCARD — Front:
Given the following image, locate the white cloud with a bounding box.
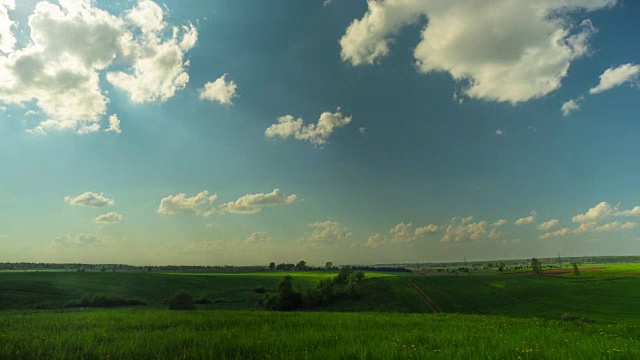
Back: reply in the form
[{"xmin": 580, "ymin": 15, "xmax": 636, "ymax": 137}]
[
  {"xmin": 561, "ymin": 97, "xmax": 583, "ymax": 116},
  {"xmin": 415, "ymin": 224, "xmax": 440, "ymax": 236},
  {"xmin": 245, "ymin": 231, "xmax": 271, "ymax": 245},
  {"xmin": 540, "ymin": 220, "xmax": 636, "ymax": 239},
  {"xmin": 538, "ymin": 219, "xmax": 559, "ymax": 231},
  {"xmin": 441, "ymin": 217, "xmax": 491, "ymax": 242},
  {"xmin": 616, "ymin": 205, "xmax": 640, "ymax": 217},
  {"xmin": 198, "ymin": 73, "xmax": 237, "ymax": 104},
  {"xmin": 515, "ymin": 211, "xmax": 537, "ymax": 225},
  {"xmin": 0, "ymin": 0, "xmax": 16, "ymax": 54},
  {"xmin": 323, "ymin": 0, "xmax": 332, "ymax": 7},
  {"xmin": 0, "ymin": 0, "xmax": 197, "ymax": 134},
  {"xmin": 589, "ymin": 63, "xmax": 640, "ymax": 94},
  {"xmin": 54, "ymin": 233, "xmax": 105, "ymax": 246},
  {"xmin": 359, "ymin": 127, "xmax": 366, "ymax": 134},
  {"xmin": 65, "ymin": 192, "xmax": 114, "ymax": 207},
  {"xmin": 340, "ymin": 1, "xmax": 614, "ymax": 104},
  {"xmin": 492, "ymin": 219, "xmax": 507, "ymax": 227},
  {"xmin": 572, "ymin": 201, "xmax": 615, "ymax": 223},
  {"xmin": 495, "ymin": 129, "xmax": 505, "ymax": 136},
  {"xmin": 389, "ymin": 222, "xmax": 416, "ymax": 243},
  {"xmin": 221, "ymin": 189, "xmax": 296, "ymax": 214},
  {"xmin": 183, "ymin": 240, "xmax": 233, "ymax": 253},
  {"xmin": 157, "ymin": 190, "xmax": 217, "ymax": 217},
  {"xmin": 539, "ymin": 227, "xmax": 572, "ymax": 239},
  {"xmin": 105, "ymin": 114, "xmax": 121, "ymax": 133},
  {"xmin": 93, "ymin": 211, "xmax": 123, "ymax": 225},
  {"xmin": 301, "ymin": 221, "xmax": 351, "ymax": 248},
  {"xmin": 352, "ymin": 233, "xmax": 386, "ymax": 248},
  {"xmin": 265, "ymin": 108, "xmax": 352, "ymax": 147}
]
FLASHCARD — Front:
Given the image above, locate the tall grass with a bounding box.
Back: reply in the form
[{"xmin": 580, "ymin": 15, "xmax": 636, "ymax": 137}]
[{"xmin": 0, "ymin": 309, "xmax": 638, "ymax": 359}]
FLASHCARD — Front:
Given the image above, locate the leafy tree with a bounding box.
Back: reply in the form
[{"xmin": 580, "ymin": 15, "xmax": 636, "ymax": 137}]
[
  {"xmin": 262, "ymin": 276, "xmax": 303, "ymax": 311},
  {"xmin": 572, "ymin": 263, "xmax": 580, "ymax": 276},
  {"xmin": 354, "ymin": 271, "xmax": 365, "ymax": 281},
  {"xmin": 169, "ymin": 290, "xmax": 196, "ymax": 310},
  {"xmin": 498, "ymin": 263, "xmax": 505, "ymax": 273},
  {"xmin": 333, "ymin": 266, "xmax": 353, "ymax": 285},
  {"xmin": 325, "ymin": 261, "xmax": 333, "ymax": 269},
  {"xmin": 531, "ymin": 258, "xmax": 543, "ymax": 275},
  {"xmin": 269, "ymin": 262, "xmax": 275, "ymax": 271},
  {"xmin": 295, "ymin": 260, "xmax": 307, "ymax": 271}
]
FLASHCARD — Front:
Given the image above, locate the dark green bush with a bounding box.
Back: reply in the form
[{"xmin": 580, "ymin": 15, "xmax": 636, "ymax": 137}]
[
  {"xmin": 194, "ymin": 296, "xmax": 213, "ymax": 304},
  {"xmin": 168, "ymin": 290, "xmax": 196, "ymax": 310}
]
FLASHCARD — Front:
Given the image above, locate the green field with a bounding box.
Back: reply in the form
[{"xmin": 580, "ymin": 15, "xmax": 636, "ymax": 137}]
[{"xmin": 1, "ymin": 265, "xmax": 639, "ymax": 359}]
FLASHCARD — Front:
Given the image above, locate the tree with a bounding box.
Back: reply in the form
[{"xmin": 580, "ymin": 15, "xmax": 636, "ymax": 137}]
[
  {"xmin": 169, "ymin": 290, "xmax": 196, "ymax": 310},
  {"xmin": 333, "ymin": 266, "xmax": 353, "ymax": 285},
  {"xmin": 295, "ymin": 260, "xmax": 307, "ymax": 271},
  {"xmin": 325, "ymin": 261, "xmax": 333, "ymax": 269},
  {"xmin": 531, "ymin": 258, "xmax": 543, "ymax": 275},
  {"xmin": 572, "ymin": 263, "xmax": 580, "ymax": 276},
  {"xmin": 269, "ymin": 262, "xmax": 276, "ymax": 271}
]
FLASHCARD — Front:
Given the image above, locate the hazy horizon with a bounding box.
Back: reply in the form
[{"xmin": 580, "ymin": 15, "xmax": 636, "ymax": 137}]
[{"xmin": 1, "ymin": 0, "xmax": 640, "ymax": 266}]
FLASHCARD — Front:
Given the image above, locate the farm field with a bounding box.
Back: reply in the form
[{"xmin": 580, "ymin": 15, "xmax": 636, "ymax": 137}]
[
  {"xmin": 1, "ymin": 309, "xmax": 638, "ymax": 359},
  {"xmin": 1, "ymin": 264, "xmax": 639, "ymax": 358}
]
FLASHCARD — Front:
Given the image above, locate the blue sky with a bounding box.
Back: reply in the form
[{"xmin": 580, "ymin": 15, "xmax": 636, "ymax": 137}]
[{"xmin": 0, "ymin": 0, "xmax": 639, "ymax": 266}]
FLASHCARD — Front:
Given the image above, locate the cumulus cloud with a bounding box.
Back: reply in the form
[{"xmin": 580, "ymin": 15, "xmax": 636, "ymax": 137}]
[
  {"xmin": 352, "ymin": 233, "xmax": 386, "ymax": 248},
  {"xmin": 65, "ymin": 192, "xmax": 114, "ymax": 207},
  {"xmin": 198, "ymin": 74, "xmax": 237, "ymax": 104},
  {"xmin": 265, "ymin": 108, "xmax": 352, "ymax": 146},
  {"xmin": 183, "ymin": 240, "xmax": 233, "ymax": 253},
  {"xmin": 0, "ymin": 0, "xmax": 16, "ymax": 54},
  {"xmin": 54, "ymin": 233, "xmax": 105, "ymax": 246},
  {"xmin": 301, "ymin": 221, "xmax": 351, "ymax": 248},
  {"xmin": 561, "ymin": 97, "xmax": 583, "ymax": 116},
  {"xmin": 105, "ymin": 114, "xmax": 121, "ymax": 133},
  {"xmin": 492, "ymin": 219, "xmax": 507, "ymax": 227},
  {"xmin": 540, "ymin": 220, "xmax": 636, "ymax": 239},
  {"xmin": 245, "ymin": 231, "xmax": 271, "ymax": 244},
  {"xmin": 389, "ymin": 222, "xmax": 416, "ymax": 244},
  {"xmin": 0, "ymin": 0, "xmax": 197, "ymax": 134},
  {"xmin": 441, "ymin": 217, "xmax": 492, "ymax": 242},
  {"xmin": 572, "ymin": 201, "xmax": 615, "ymax": 223},
  {"xmin": 157, "ymin": 190, "xmax": 217, "ymax": 217},
  {"xmin": 538, "ymin": 219, "xmax": 559, "ymax": 231},
  {"xmin": 539, "ymin": 227, "xmax": 572, "ymax": 239},
  {"xmin": 93, "ymin": 211, "xmax": 123, "ymax": 225},
  {"xmin": 340, "ymin": 1, "xmax": 614, "ymax": 104},
  {"xmin": 515, "ymin": 210, "xmax": 537, "ymax": 225},
  {"xmin": 220, "ymin": 189, "xmax": 296, "ymax": 214},
  {"xmin": 495, "ymin": 129, "xmax": 505, "ymax": 136},
  {"xmin": 415, "ymin": 224, "xmax": 440, "ymax": 236},
  {"xmin": 616, "ymin": 205, "xmax": 640, "ymax": 217},
  {"xmin": 589, "ymin": 63, "xmax": 640, "ymax": 94}
]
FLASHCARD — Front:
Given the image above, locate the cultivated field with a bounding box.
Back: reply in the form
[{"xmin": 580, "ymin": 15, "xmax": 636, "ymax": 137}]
[{"xmin": 1, "ymin": 264, "xmax": 639, "ymax": 359}]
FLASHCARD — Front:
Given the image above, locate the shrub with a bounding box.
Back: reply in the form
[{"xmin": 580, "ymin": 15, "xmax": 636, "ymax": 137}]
[
  {"xmin": 561, "ymin": 313, "xmax": 578, "ymax": 321},
  {"xmin": 168, "ymin": 290, "xmax": 196, "ymax": 310},
  {"xmin": 194, "ymin": 296, "xmax": 213, "ymax": 304},
  {"xmin": 64, "ymin": 294, "xmax": 146, "ymax": 308},
  {"xmin": 254, "ymin": 287, "xmax": 267, "ymax": 294},
  {"xmin": 212, "ymin": 298, "xmax": 230, "ymax": 304}
]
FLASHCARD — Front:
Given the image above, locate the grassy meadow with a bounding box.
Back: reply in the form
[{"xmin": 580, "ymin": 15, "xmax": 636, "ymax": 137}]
[{"xmin": 1, "ymin": 264, "xmax": 639, "ymax": 358}]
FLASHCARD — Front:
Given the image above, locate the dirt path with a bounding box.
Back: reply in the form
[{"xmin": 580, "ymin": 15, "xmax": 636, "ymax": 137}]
[{"xmin": 404, "ymin": 278, "xmax": 442, "ymax": 313}]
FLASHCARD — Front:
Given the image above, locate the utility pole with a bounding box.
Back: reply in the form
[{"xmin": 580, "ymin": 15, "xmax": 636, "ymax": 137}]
[{"xmin": 557, "ymin": 252, "xmax": 562, "ymax": 267}]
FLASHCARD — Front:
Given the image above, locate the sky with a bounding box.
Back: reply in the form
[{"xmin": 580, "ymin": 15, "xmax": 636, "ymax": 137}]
[{"xmin": 1, "ymin": 0, "xmax": 639, "ymax": 266}]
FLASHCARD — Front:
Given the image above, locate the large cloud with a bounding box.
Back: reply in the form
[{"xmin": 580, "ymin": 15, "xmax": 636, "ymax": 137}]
[
  {"xmin": 157, "ymin": 191, "xmax": 217, "ymax": 217},
  {"xmin": 54, "ymin": 233, "xmax": 105, "ymax": 246},
  {"xmin": 220, "ymin": 189, "xmax": 296, "ymax": 214},
  {"xmin": 265, "ymin": 108, "xmax": 352, "ymax": 147},
  {"xmin": 65, "ymin": 192, "xmax": 114, "ymax": 207},
  {"xmin": 572, "ymin": 201, "xmax": 615, "ymax": 223},
  {"xmin": 245, "ymin": 231, "xmax": 271, "ymax": 245},
  {"xmin": 0, "ymin": 0, "xmax": 197, "ymax": 134},
  {"xmin": 0, "ymin": 0, "xmax": 16, "ymax": 53},
  {"xmin": 589, "ymin": 63, "xmax": 640, "ymax": 94},
  {"xmin": 340, "ymin": 0, "xmax": 615, "ymax": 104}
]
